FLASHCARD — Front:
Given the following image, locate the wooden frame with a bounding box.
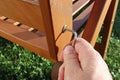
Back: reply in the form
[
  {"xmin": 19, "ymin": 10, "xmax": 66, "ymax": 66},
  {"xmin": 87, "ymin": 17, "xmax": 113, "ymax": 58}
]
[
  {"xmin": 0, "ymin": 0, "xmax": 118, "ymax": 62},
  {"xmin": 82, "ymin": 0, "xmax": 112, "ymax": 46},
  {"xmin": 95, "ymin": 0, "xmax": 119, "ymax": 58},
  {"xmin": 0, "ymin": 0, "xmax": 72, "ymax": 62},
  {"xmin": 73, "ymin": 0, "xmax": 118, "ymax": 58}
]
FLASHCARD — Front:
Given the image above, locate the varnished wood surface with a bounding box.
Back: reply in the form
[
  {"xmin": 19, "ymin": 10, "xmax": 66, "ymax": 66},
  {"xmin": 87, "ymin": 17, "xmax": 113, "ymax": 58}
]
[
  {"xmin": 73, "ymin": 2, "xmax": 94, "ymax": 31},
  {"xmin": 73, "ymin": 0, "xmax": 90, "ymax": 16},
  {"xmin": 95, "ymin": 0, "xmax": 119, "ymax": 58},
  {"xmin": 82, "ymin": 0, "xmax": 112, "ymax": 46},
  {"xmin": 50, "ymin": 0, "xmax": 72, "ymax": 60},
  {"xmin": 0, "ymin": 19, "xmax": 56, "ymax": 62},
  {"xmin": 39, "ymin": 0, "xmax": 57, "ymax": 61},
  {"xmin": 0, "ymin": 0, "xmax": 118, "ymax": 62},
  {"xmin": 0, "ymin": 0, "xmax": 45, "ymax": 32}
]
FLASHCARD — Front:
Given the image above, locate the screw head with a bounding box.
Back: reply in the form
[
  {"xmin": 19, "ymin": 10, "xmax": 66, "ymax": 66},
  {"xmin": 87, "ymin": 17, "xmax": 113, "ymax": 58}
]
[{"xmin": 62, "ymin": 25, "xmax": 67, "ymax": 33}]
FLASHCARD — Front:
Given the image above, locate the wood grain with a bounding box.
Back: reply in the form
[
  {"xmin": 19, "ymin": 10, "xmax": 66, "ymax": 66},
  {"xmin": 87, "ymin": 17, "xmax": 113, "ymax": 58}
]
[
  {"xmin": 50, "ymin": 0, "xmax": 72, "ymax": 60},
  {"xmin": 73, "ymin": 2, "xmax": 94, "ymax": 31},
  {"xmin": 0, "ymin": 0, "xmax": 45, "ymax": 32},
  {"xmin": 95, "ymin": 0, "xmax": 119, "ymax": 58},
  {"xmin": 0, "ymin": 19, "xmax": 56, "ymax": 62},
  {"xmin": 39, "ymin": 0, "xmax": 57, "ymax": 61},
  {"xmin": 73, "ymin": 0, "xmax": 90, "ymax": 16},
  {"xmin": 22, "ymin": 0, "xmax": 39, "ymax": 5},
  {"xmin": 82, "ymin": 0, "xmax": 112, "ymax": 46},
  {"xmin": 0, "ymin": 0, "xmax": 117, "ymax": 62}
]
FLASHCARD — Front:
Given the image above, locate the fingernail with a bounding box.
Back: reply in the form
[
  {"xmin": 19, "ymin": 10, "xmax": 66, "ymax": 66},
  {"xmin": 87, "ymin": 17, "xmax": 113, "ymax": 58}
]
[{"xmin": 63, "ymin": 45, "xmax": 74, "ymax": 54}]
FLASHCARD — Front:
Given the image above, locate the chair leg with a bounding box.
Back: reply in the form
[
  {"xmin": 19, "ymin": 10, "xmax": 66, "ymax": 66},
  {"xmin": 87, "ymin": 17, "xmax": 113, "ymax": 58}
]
[
  {"xmin": 95, "ymin": 0, "xmax": 119, "ymax": 58},
  {"xmin": 51, "ymin": 61, "xmax": 63, "ymax": 80}
]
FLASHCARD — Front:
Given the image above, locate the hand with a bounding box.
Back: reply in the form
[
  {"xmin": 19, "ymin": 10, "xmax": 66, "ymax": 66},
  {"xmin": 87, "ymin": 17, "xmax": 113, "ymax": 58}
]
[{"xmin": 58, "ymin": 38, "xmax": 112, "ymax": 80}]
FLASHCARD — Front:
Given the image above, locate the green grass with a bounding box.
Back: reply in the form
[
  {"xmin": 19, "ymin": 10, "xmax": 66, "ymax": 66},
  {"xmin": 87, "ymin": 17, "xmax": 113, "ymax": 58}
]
[
  {"xmin": 112, "ymin": 0, "xmax": 120, "ymax": 39},
  {"xmin": 105, "ymin": 38, "xmax": 120, "ymax": 80},
  {"xmin": 0, "ymin": 1, "xmax": 120, "ymax": 80},
  {"xmin": 0, "ymin": 38, "xmax": 53, "ymax": 80}
]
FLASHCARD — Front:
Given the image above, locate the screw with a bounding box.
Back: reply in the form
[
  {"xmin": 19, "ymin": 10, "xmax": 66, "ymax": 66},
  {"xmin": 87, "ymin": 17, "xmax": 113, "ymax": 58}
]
[{"xmin": 62, "ymin": 25, "xmax": 78, "ymax": 46}]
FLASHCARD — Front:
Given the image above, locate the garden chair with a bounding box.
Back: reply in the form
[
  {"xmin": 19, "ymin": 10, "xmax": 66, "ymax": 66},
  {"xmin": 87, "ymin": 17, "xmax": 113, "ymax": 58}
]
[{"xmin": 0, "ymin": 0, "xmax": 118, "ymax": 63}]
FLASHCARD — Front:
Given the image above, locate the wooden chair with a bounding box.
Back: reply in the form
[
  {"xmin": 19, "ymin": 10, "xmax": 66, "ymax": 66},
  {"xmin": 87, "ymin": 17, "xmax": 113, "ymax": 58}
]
[{"xmin": 0, "ymin": 0, "xmax": 118, "ymax": 63}]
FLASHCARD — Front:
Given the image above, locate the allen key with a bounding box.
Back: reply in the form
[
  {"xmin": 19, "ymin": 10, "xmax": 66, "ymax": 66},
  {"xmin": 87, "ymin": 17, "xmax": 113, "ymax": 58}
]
[{"xmin": 62, "ymin": 25, "xmax": 78, "ymax": 47}]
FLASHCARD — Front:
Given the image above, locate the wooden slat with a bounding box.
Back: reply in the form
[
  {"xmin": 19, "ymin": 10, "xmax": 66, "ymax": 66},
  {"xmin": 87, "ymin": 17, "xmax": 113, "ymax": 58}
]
[
  {"xmin": 95, "ymin": 0, "xmax": 119, "ymax": 58},
  {"xmin": 73, "ymin": 0, "xmax": 90, "ymax": 16},
  {"xmin": 50, "ymin": 0, "xmax": 72, "ymax": 60},
  {"xmin": 73, "ymin": 2, "xmax": 94, "ymax": 31},
  {"xmin": 82, "ymin": 0, "xmax": 112, "ymax": 46},
  {"xmin": 0, "ymin": 16, "xmax": 38, "ymax": 33},
  {"xmin": 0, "ymin": 0, "xmax": 45, "ymax": 32},
  {"xmin": 0, "ymin": 19, "xmax": 56, "ymax": 62}
]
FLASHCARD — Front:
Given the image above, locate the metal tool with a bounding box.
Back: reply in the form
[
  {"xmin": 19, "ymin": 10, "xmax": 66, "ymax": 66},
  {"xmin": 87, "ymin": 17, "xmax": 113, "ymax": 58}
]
[{"xmin": 62, "ymin": 25, "xmax": 78, "ymax": 46}]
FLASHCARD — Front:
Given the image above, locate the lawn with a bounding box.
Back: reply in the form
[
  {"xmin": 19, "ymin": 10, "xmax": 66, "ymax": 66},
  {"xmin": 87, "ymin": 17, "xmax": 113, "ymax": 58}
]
[
  {"xmin": 0, "ymin": 1, "xmax": 120, "ymax": 80},
  {"xmin": 0, "ymin": 38, "xmax": 53, "ymax": 80}
]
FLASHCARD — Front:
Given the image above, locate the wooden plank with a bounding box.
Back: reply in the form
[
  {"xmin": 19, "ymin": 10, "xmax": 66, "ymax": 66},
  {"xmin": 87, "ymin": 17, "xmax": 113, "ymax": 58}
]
[
  {"xmin": 39, "ymin": 0, "xmax": 57, "ymax": 61},
  {"xmin": 0, "ymin": 19, "xmax": 56, "ymax": 62},
  {"xmin": 0, "ymin": 16, "xmax": 39, "ymax": 33},
  {"xmin": 73, "ymin": 2, "xmax": 94, "ymax": 31},
  {"xmin": 73, "ymin": 0, "xmax": 90, "ymax": 16},
  {"xmin": 82, "ymin": 0, "xmax": 112, "ymax": 46},
  {"xmin": 95, "ymin": 0, "xmax": 119, "ymax": 58},
  {"xmin": 0, "ymin": 0, "xmax": 45, "ymax": 32},
  {"xmin": 50, "ymin": 0, "xmax": 72, "ymax": 60}
]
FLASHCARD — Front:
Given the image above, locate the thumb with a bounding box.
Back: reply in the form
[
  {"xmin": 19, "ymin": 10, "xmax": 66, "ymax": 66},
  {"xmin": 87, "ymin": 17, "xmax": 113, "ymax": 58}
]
[
  {"xmin": 75, "ymin": 38, "xmax": 103, "ymax": 69},
  {"xmin": 63, "ymin": 45, "xmax": 81, "ymax": 71}
]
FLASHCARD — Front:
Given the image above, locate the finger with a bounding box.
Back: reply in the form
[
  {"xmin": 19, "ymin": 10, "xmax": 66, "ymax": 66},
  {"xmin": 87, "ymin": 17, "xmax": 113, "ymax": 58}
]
[
  {"xmin": 58, "ymin": 64, "xmax": 64, "ymax": 80},
  {"xmin": 63, "ymin": 46, "xmax": 80, "ymax": 76},
  {"xmin": 75, "ymin": 38, "xmax": 102, "ymax": 69}
]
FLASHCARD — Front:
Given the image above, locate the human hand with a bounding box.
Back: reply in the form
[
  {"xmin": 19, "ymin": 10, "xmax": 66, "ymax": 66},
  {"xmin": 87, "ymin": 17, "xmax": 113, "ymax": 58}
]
[{"xmin": 58, "ymin": 38, "xmax": 112, "ymax": 80}]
